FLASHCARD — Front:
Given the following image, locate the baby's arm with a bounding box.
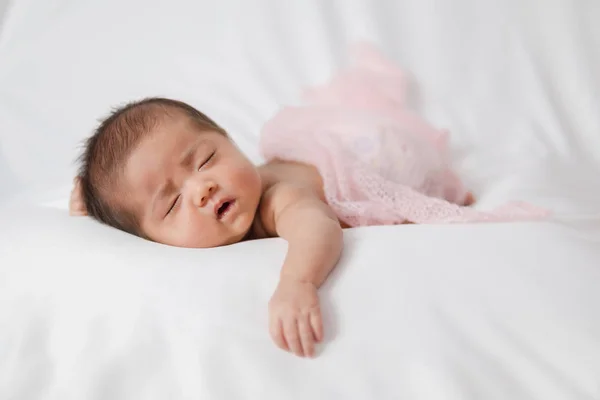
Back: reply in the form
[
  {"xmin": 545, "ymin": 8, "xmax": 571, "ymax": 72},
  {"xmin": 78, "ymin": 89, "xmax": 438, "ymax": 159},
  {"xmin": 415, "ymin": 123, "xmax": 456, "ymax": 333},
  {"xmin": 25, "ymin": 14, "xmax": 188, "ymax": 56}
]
[{"xmin": 260, "ymin": 183, "xmax": 344, "ymax": 358}]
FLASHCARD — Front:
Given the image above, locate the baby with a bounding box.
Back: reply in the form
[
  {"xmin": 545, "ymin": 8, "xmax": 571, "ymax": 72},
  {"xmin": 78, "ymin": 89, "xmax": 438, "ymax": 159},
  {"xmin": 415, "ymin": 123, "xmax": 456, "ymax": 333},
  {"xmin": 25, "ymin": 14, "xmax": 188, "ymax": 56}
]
[
  {"xmin": 70, "ymin": 45, "xmax": 546, "ymax": 358},
  {"xmin": 70, "ymin": 98, "xmax": 346, "ymax": 358},
  {"xmin": 70, "ymin": 96, "xmax": 478, "ymax": 358}
]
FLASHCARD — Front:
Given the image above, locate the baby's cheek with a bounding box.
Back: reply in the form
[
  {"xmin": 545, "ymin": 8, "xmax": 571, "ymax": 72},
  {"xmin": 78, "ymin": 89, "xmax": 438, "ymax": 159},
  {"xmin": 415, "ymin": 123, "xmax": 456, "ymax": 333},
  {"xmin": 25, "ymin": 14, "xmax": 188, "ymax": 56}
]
[
  {"xmin": 178, "ymin": 213, "xmax": 223, "ymax": 248},
  {"xmin": 176, "ymin": 212, "xmax": 205, "ymax": 245},
  {"xmin": 234, "ymin": 165, "xmax": 261, "ymax": 193}
]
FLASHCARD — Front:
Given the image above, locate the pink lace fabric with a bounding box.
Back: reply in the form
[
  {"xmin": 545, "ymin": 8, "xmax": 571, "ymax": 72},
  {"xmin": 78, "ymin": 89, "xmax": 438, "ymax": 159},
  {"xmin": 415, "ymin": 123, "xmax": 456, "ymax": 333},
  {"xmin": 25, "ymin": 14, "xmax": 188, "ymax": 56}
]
[{"xmin": 259, "ymin": 44, "xmax": 550, "ymax": 226}]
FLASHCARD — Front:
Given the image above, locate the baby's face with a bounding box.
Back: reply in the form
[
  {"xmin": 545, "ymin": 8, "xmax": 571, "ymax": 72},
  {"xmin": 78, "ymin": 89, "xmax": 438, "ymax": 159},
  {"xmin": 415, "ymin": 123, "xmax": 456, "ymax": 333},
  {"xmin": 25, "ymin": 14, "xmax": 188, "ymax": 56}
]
[{"xmin": 122, "ymin": 117, "xmax": 262, "ymax": 248}]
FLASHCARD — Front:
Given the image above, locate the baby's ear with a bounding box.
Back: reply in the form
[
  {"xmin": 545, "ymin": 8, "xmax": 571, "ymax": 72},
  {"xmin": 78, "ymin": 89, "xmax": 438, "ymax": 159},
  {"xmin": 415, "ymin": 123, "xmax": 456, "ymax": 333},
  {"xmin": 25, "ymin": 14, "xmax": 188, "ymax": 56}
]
[{"xmin": 69, "ymin": 176, "xmax": 88, "ymax": 216}]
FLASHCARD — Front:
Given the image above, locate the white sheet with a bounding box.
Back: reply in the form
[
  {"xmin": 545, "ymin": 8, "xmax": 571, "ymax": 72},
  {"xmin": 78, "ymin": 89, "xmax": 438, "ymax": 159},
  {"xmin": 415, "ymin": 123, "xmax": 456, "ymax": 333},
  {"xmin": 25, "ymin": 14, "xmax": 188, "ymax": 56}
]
[
  {"xmin": 0, "ymin": 0, "xmax": 10, "ymax": 30},
  {"xmin": 1, "ymin": 205, "xmax": 600, "ymax": 400},
  {"xmin": 1, "ymin": 0, "xmax": 600, "ymax": 399}
]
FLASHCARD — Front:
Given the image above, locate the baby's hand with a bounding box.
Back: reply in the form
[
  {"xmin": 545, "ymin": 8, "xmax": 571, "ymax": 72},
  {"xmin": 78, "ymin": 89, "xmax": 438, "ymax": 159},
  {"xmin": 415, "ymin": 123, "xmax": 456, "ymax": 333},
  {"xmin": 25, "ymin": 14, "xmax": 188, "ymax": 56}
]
[
  {"xmin": 69, "ymin": 177, "xmax": 88, "ymax": 216},
  {"xmin": 269, "ymin": 277, "xmax": 324, "ymax": 358}
]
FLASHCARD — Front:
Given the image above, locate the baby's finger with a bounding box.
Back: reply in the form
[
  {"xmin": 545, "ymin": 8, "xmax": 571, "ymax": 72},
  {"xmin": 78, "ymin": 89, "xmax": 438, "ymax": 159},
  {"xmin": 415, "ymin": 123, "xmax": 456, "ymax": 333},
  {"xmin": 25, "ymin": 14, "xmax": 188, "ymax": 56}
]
[
  {"xmin": 269, "ymin": 317, "xmax": 288, "ymax": 351},
  {"xmin": 71, "ymin": 179, "xmax": 82, "ymax": 197},
  {"xmin": 310, "ymin": 308, "xmax": 324, "ymax": 342},
  {"xmin": 284, "ymin": 319, "xmax": 303, "ymax": 357},
  {"xmin": 69, "ymin": 201, "xmax": 88, "ymax": 216},
  {"xmin": 298, "ymin": 314, "xmax": 315, "ymax": 357}
]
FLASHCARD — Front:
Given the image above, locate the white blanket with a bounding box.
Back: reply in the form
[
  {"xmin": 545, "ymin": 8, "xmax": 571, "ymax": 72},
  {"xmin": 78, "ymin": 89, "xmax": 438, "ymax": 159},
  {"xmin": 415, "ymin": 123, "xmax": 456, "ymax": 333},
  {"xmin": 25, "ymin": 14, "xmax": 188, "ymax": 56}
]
[
  {"xmin": 0, "ymin": 0, "xmax": 599, "ymax": 399},
  {"xmin": 2, "ymin": 205, "xmax": 599, "ymax": 399}
]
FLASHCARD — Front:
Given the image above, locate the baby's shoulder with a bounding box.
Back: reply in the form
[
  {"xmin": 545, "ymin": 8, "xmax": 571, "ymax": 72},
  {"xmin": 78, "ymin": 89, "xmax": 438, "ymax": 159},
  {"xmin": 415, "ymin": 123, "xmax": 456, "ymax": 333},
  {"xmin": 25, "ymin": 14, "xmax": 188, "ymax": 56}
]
[
  {"xmin": 253, "ymin": 160, "xmax": 328, "ymax": 236},
  {"xmin": 258, "ymin": 159, "xmax": 325, "ymax": 201}
]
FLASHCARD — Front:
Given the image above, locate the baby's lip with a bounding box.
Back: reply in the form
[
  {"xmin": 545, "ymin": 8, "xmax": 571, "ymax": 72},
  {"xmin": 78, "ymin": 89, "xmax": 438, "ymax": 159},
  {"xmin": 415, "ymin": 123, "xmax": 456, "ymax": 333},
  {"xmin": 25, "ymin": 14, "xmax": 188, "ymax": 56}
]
[{"xmin": 214, "ymin": 198, "xmax": 236, "ymax": 220}]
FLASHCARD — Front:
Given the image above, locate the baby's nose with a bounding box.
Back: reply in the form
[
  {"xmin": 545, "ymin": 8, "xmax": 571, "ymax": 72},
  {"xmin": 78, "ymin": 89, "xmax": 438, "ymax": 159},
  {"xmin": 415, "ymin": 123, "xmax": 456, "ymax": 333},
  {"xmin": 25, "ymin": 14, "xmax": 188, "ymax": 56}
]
[{"xmin": 189, "ymin": 180, "xmax": 217, "ymax": 208}]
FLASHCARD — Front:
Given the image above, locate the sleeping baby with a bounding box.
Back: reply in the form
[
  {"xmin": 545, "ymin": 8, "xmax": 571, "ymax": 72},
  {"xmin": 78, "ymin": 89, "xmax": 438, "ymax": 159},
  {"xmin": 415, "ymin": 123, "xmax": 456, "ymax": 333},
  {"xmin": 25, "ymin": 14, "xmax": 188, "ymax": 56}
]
[{"xmin": 69, "ymin": 44, "xmax": 547, "ymax": 358}]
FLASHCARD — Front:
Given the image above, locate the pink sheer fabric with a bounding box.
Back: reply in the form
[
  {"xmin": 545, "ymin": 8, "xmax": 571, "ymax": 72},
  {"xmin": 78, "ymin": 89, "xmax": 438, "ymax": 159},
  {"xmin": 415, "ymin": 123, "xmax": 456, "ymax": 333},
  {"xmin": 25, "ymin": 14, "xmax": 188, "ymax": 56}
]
[{"xmin": 259, "ymin": 44, "xmax": 550, "ymax": 226}]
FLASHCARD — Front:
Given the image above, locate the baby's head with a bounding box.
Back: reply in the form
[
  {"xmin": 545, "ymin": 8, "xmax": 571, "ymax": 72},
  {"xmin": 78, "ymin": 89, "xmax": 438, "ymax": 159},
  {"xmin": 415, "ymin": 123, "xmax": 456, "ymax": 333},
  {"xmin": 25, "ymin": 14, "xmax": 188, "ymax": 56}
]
[{"xmin": 77, "ymin": 98, "xmax": 262, "ymax": 248}]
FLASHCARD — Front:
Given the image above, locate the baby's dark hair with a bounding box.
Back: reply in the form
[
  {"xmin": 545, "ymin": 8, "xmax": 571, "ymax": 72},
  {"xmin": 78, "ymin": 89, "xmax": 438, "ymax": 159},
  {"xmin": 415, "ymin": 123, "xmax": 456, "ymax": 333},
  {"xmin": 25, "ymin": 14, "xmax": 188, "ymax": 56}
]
[{"xmin": 77, "ymin": 97, "xmax": 226, "ymax": 237}]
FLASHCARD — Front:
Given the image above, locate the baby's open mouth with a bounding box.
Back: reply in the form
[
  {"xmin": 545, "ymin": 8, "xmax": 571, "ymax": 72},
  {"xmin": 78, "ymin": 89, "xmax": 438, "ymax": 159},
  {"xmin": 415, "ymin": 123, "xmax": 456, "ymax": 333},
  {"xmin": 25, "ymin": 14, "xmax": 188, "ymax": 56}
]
[{"xmin": 216, "ymin": 199, "xmax": 235, "ymax": 220}]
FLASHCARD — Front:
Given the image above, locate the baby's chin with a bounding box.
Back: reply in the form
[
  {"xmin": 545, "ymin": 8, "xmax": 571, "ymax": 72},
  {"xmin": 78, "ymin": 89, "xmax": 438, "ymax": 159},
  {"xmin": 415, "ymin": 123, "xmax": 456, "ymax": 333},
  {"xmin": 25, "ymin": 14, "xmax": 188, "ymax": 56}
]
[
  {"xmin": 148, "ymin": 230, "xmax": 241, "ymax": 249},
  {"xmin": 189, "ymin": 231, "xmax": 250, "ymax": 248},
  {"xmin": 220, "ymin": 220, "xmax": 255, "ymax": 246},
  {"xmin": 186, "ymin": 222, "xmax": 253, "ymax": 248}
]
